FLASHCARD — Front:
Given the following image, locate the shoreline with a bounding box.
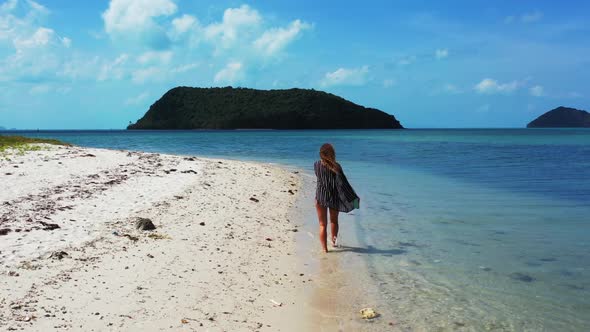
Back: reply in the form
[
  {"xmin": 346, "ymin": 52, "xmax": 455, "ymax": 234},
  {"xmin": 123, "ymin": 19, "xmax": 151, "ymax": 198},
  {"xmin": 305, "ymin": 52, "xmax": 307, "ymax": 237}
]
[
  {"xmin": 2, "ymin": 131, "xmax": 588, "ymax": 331},
  {"xmin": 0, "ymin": 144, "xmax": 312, "ymax": 331},
  {"xmin": 0, "ymin": 143, "xmax": 391, "ymax": 331},
  {"xmin": 290, "ymin": 173, "xmax": 394, "ymax": 331}
]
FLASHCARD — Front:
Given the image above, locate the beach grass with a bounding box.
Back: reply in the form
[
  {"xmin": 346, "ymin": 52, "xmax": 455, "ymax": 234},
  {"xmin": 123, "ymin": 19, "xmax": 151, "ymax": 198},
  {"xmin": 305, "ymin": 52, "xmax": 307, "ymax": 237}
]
[{"xmin": 0, "ymin": 135, "xmax": 70, "ymax": 157}]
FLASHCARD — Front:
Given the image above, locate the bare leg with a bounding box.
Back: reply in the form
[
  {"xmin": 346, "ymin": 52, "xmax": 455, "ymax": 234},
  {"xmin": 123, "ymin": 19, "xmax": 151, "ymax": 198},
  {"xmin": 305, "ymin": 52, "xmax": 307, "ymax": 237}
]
[
  {"xmin": 329, "ymin": 208, "xmax": 339, "ymax": 246},
  {"xmin": 315, "ymin": 201, "xmax": 328, "ymax": 253}
]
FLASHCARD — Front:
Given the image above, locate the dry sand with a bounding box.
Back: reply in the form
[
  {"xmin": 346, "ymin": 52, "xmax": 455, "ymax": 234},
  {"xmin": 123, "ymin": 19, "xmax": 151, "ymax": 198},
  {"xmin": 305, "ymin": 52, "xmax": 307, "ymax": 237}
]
[{"xmin": 0, "ymin": 144, "xmax": 317, "ymax": 331}]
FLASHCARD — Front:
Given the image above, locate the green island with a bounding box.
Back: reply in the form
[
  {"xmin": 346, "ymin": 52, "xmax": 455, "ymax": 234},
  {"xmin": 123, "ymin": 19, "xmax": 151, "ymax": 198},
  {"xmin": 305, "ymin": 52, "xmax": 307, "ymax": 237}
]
[{"xmin": 128, "ymin": 87, "xmax": 403, "ymax": 130}]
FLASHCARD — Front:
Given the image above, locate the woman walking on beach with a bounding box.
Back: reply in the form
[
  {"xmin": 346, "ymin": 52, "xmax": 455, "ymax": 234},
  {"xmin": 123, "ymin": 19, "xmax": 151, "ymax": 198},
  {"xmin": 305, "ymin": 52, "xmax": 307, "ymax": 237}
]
[{"xmin": 314, "ymin": 143, "xmax": 359, "ymax": 253}]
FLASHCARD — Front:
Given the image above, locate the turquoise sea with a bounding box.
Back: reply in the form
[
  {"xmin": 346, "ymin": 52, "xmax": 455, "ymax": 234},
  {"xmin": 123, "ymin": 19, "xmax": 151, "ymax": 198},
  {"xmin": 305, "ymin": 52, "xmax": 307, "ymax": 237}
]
[{"xmin": 7, "ymin": 129, "xmax": 590, "ymax": 330}]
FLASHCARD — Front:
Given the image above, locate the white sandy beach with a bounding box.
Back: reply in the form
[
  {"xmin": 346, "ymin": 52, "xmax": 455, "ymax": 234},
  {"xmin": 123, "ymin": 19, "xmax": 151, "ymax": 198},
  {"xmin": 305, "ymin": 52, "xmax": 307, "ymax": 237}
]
[{"xmin": 0, "ymin": 144, "xmax": 316, "ymax": 331}]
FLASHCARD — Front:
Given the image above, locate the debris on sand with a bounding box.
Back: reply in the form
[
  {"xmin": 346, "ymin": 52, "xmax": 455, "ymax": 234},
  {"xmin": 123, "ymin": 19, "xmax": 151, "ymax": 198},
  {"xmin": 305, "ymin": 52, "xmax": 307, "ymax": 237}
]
[
  {"xmin": 269, "ymin": 299, "xmax": 282, "ymax": 307},
  {"xmin": 147, "ymin": 233, "xmax": 171, "ymax": 240},
  {"xmin": 122, "ymin": 234, "xmax": 139, "ymax": 242},
  {"xmin": 360, "ymin": 308, "xmax": 379, "ymax": 319},
  {"xmin": 40, "ymin": 221, "xmax": 60, "ymax": 231}
]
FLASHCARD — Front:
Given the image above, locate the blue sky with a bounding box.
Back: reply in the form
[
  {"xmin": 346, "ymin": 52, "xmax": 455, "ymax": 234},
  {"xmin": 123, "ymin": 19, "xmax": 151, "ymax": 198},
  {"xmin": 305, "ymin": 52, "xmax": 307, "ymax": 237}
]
[{"xmin": 0, "ymin": 0, "xmax": 589, "ymax": 129}]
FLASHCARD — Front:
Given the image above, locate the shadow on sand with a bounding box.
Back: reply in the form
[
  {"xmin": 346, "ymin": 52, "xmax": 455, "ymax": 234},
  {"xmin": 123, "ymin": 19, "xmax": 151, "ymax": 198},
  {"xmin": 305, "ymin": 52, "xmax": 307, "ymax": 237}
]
[{"xmin": 335, "ymin": 245, "xmax": 407, "ymax": 256}]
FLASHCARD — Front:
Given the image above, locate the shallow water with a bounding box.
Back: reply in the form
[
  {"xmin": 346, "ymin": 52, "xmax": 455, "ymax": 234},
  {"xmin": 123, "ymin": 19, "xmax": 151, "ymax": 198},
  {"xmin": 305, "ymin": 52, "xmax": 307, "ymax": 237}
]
[{"xmin": 7, "ymin": 129, "xmax": 590, "ymax": 330}]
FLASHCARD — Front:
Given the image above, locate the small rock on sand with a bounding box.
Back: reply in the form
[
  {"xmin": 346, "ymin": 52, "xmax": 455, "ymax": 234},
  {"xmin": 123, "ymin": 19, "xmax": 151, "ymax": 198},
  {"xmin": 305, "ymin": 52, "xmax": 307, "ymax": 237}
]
[
  {"xmin": 135, "ymin": 218, "xmax": 156, "ymax": 231},
  {"xmin": 49, "ymin": 251, "xmax": 69, "ymax": 260}
]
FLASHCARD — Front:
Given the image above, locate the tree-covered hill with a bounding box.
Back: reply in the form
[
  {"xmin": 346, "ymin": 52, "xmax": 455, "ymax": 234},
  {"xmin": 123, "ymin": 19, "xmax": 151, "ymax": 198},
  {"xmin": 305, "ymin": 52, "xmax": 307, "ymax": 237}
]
[
  {"xmin": 127, "ymin": 87, "xmax": 403, "ymax": 130},
  {"xmin": 527, "ymin": 106, "xmax": 590, "ymax": 128}
]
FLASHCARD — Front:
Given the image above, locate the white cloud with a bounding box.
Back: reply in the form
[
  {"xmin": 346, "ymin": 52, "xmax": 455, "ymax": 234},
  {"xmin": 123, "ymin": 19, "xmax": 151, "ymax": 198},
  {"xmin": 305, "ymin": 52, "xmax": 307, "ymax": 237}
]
[
  {"xmin": 169, "ymin": 15, "xmax": 201, "ymax": 46},
  {"xmin": 89, "ymin": 30, "xmax": 105, "ymax": 40},
  {"xmin": 443, "ymin": 83, "xmax": 462, "ymax": 94},
  {"xmin": 2, "ymin": 1, "xmax": 311, "ymax": 91},
  {"xmin": 0, "ymin": 0, "xmax": 50, "ymax": 42},
  {"xmin": 56, "ymin": 86, "xmax": 72, "ymax": 94},
  {"xmin": 0, "ymin": 0, "xmax": 75, "ymax": 85},
  {"xmin": 383, "ymin": 79, "xmax": 395, "ymax": 88},
  {"xmin": 131, "ymin": 66, "xmax": 164, "ymax": 84},
  {"xmin": 529, "ymin": 85, "xmax": 544, "ymax": 97},
  {"xmin": 171, "ymin": 14, "xmax": 197, "ymax": 35},
  {"xmin": 102, "ymin": 0, "xmax": 177, "ymax": 48},
  {"xmin": 98, "ymin": 53, "xmax": 129, "ymax": 81},
  {"xmin": 137, "ymin": 50, "xmax": 173, "ymax": 65},
  {"xmin": 320, "ymin": 65, "xmax": 369, "ymax": 87},
  {"xmin": 253, "ymin": 19, "xmax": 310, "ymax": 56},
  {"xmin": 13, "ymin": 27, "xmax": 55, "ymax": 51},
  {"xmin": 474, "ymin": 78, "xmax": 520, "ymax": 94},
  {"xmin": 205, "ymin": 5, "xmax": 261, "ymax": 49},
  {"xmin": 522, "ymin": 11, "xmax": 543, "ymax": 23},
  {"xmin": 214, "ymin": 61, "xmax": 244, "ymax": 84},
  {"xmin": 61, "ymin": 36, "xmax": 71, "ymax": 48},
  {"xmin": 128, "ymin": 61, "xmax": 199, "ymax": 83},
  {"xmin": 125, "ymin": 91, "xmax": 149, "ymax": 105},
  {"xmin": 170, "ymin": 63, "xmax": 199, "ymax": 73},
  {"xmin": 28, "ymin": 84, "xmax": 50, "ymax": 95},
  {"xmin": 435, "ymin": 48, "xmax": 449, "ymax": 59},
  {"xmin": 0, "ymin": 0, "xmax": 49, "ymax": 15},
  {"xmin": 27, "ymin": 84, "xmax": 69, "ymax": 96},
  {"xmin": 57, "ymin": 55, "xmax": 100, "ymax": 80},
  {"xmin": 26, "ymin": 0, "xmax": 49, "ymax": 14},
  {"xmin": 505, "ymin": 11, "xmax": 543, "ymax": 24},
  {"xmin": 1, "ymin": 0, "xmax": 17, "ymax": 11}
]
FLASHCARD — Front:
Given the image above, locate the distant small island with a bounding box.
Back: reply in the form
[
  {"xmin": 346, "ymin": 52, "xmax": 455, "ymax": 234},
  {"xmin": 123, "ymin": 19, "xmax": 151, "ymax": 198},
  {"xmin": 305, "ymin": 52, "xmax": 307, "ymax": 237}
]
[
  {"xmin": 527, "ymin": 106, "xmax": 590, "ymax": 128},
  {"xmin": 127, "ymin": 87, "xmax": 403, "ymax": 130}
]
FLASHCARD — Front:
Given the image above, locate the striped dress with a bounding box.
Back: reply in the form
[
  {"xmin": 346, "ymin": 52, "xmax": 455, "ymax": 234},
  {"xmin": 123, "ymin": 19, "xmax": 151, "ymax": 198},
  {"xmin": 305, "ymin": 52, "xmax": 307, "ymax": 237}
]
[{"xmin": 314, "ymin": 160, "xmax": 359, "ymax": 212}]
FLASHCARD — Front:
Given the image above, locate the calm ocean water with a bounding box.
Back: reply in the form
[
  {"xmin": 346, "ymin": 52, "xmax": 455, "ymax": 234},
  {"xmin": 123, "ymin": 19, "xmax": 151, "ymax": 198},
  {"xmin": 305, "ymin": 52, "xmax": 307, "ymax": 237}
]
[{"xmin": 7, "ymin": 129, "xmax": 590, "ymax": 330}]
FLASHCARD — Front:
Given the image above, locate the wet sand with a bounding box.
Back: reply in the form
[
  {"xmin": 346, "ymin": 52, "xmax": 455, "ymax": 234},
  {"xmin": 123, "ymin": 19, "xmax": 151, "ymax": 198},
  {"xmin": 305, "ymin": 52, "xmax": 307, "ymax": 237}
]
[{"xmin": 292, "ymin": 174, "xmax": 397, "ymax": 332}]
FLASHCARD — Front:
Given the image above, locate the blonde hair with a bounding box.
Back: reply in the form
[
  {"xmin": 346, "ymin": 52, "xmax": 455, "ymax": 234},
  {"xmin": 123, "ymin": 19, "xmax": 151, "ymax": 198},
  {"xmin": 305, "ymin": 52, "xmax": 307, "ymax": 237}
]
[{"xmin": 320, "ymin": 143, "xmax": 340, "ymax": 173}]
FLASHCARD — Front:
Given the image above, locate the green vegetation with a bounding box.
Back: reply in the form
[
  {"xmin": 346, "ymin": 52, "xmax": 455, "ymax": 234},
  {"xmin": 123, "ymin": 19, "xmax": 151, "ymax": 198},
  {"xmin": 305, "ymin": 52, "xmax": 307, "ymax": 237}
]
[
  {"xmin": 128, "ymin": 87, "xmax": 403, "ymax": 129},
  {"xmin": 0, "ymin": 135, "xmax": 70, "ymax": 158}
]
